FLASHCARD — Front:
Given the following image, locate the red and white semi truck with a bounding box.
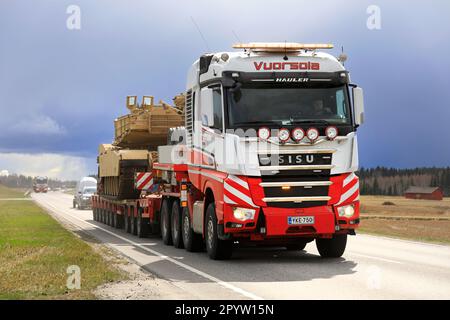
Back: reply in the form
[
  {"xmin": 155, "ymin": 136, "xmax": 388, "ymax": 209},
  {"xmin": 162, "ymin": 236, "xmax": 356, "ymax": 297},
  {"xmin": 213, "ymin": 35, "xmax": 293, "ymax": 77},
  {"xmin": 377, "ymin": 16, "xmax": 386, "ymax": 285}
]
[{"xmin": 92, "ymin": 42, "xmax": 365, "ymax": 260}]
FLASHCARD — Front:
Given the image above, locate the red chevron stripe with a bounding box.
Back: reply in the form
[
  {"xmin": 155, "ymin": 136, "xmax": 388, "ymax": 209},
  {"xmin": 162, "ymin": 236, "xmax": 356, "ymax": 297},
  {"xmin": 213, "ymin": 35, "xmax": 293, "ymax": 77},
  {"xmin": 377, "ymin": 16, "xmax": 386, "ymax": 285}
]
[
  {"xmin": 342, "ymin": 177, "xmax": 358, "ymax": 194},
  {"xmin": 137, "ymin": 174, "xmax": 153, "ymax": 190},
  {"xmin": 225, "ymin": 177, "xmax": 251, "ymax": 197},
  {"xmin": 341, "ymin": 190, "xmax": 359, "ymax": 205}
]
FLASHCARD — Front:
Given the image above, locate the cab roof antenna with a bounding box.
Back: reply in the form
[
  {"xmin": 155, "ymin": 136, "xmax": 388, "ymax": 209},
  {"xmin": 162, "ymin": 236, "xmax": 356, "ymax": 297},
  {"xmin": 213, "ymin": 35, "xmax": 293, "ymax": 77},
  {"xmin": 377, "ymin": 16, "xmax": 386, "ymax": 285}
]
[{"xmin": 338, "ymin": 46, "xmax": 348, "ymax": 65}]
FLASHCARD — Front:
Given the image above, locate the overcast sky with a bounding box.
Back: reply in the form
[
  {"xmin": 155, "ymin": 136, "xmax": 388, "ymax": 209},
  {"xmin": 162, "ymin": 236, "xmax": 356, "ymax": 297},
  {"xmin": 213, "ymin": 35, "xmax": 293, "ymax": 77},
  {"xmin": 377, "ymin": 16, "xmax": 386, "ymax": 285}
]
[{"xmin": 0, "ymin": 0, "xmax": 449, "ymax": 180}]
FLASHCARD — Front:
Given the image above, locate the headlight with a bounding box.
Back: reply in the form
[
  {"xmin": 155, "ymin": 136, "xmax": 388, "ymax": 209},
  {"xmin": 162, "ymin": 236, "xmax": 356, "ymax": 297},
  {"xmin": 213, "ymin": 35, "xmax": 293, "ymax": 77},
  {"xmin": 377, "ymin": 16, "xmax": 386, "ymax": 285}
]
[
  {"xmin": 306, "ymin": 128, "xmax": 319, "ymax": 142},
  {"xmin": 233, "ymin": 207, "xmax": 256, "ymax": 221},
  {"xmin": 337, "ymin": 204, "xmax": 355, "ymax": 218},
  {"xmin": 291, "ymin": 128, "xmax": 305, "ymax": 142},
  {"xmin": 325, "ymin": 126, "xmax": 338, "ymax": 140},
  {"xmin": 258, "ymin": 127, "xmax": 270, "ymax": 140},
  {"xmin": 278, "ymin": 128, "xmax": 290, "ymax": 143}
]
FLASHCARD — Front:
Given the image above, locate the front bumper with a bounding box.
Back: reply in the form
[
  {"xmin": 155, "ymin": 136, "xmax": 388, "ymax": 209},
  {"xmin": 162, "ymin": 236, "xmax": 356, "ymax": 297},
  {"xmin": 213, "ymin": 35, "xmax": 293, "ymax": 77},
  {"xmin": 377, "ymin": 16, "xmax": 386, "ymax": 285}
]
[{"xmin": 222, "ymin": 201, "xmax": 360, "ymax": 239}]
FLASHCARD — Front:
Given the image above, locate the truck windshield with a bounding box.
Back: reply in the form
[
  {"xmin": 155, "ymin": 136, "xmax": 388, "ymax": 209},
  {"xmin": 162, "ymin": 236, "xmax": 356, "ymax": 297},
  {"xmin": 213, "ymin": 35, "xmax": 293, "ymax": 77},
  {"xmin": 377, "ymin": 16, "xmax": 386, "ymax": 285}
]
[
  {"xmin": 83, "ymin": 187, "xmax": 96, "ymax": 194},
  {"xmin": 227, "ymin": 85, "xmax": 351, "ymax": 127}
]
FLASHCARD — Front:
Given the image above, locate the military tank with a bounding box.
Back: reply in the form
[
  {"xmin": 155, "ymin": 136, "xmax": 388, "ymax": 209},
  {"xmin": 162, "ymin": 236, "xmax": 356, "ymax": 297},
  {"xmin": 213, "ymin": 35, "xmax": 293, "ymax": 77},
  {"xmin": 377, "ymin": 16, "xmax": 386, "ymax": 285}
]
[{"xmin": 98, "ymin": 95, "xmax": 184, "ymax": 200}]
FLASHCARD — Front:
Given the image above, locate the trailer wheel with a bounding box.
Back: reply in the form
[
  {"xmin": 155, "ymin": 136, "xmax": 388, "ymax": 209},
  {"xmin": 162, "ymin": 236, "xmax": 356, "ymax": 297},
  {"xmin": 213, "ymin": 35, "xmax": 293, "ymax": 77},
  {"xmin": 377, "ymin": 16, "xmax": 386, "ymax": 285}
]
[
  {"xmin": 285, "ymin": 242, "xmax": 307, "ymax": 251},
  {"xmin": 160, "ymin": 198, "xmax": 173, "ymax": 245},
  {"xmin": 124, "ymin": 209, "xmax": 131, "ymax": 233},
  {"xmin": 100, "ymin": 209, "xmax": 104, "ymax": 223},
  {"xmin": 182, "ymin": 207, "xmax": 203, "ymax": 252},
  {"xmin": 112, "ymin": 212, "xmax": 118, "ymax": 228},
  {"xmin": 205, "ymin": 203, "xmax": 233, "ymax": 260},
  {"xmin": 137, "ymin": 208, "xmax": 149, "ymax": 238},
  {"xmin": 93, "ymin": 208, "xmax": 98, "ymax": 221},
  {"xmin": 316, "ymin": 234, "xmax": 347, "ymax": 258},
  {"xmin": 130, "ymin": 208, "xmax": 137, "ymax": 236},
  {"xmin": 171, "ymin": 200, "xmax": 184, "ymax": 249}
]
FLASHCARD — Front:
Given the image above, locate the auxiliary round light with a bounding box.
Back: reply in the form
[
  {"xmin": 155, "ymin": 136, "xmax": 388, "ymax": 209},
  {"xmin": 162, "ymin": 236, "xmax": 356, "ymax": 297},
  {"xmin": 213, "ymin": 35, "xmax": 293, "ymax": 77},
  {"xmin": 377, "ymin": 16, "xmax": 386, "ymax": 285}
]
[
  {"xmin": 325, "ymin": 126, "xmax": 338, "ymax": 140},
  {"xmin": 258, "ymin": 127, "xmax": 271, "ymax": 140},
  {"xmin": 306, "ymin": 128, "xmax": 319, "ymax": 142},
  {"xmin": 278, "ymin": 128, "xmax": 290, "ymax": 143},
  {"xmin": 291, "ymin": 128, "xmax": 305, "ymax": 142}
]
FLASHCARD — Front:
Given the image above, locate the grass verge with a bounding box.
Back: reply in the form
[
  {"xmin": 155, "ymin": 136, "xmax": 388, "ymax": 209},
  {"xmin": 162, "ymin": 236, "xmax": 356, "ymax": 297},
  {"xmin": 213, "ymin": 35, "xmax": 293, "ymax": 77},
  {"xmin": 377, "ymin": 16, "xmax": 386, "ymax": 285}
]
[
  {"xmin": 0, "ymin": 185, "xmax": 27, "ymax": 199},
  {"xmin": 0, "ymin": 190, "xmax": 127, "ymax": 299}
]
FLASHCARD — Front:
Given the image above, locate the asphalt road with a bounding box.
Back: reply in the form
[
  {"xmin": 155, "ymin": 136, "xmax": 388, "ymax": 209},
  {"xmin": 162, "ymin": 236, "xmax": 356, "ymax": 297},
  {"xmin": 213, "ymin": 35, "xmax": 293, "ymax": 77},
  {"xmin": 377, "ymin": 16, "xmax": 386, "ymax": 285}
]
[{"xmin": 32, "ymin": 192, "xmax": 450, "ymax": 300}]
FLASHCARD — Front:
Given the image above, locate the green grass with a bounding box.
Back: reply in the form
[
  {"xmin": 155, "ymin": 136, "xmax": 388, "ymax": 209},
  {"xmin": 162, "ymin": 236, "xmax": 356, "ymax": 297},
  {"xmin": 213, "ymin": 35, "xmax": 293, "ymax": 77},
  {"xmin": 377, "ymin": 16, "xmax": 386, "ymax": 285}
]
[
  {"xmin": 0, "ymin": 188, "xmax": 127, "ymax": 299},
  {"xmin": 0, "ymin": 185, "xmax": 27, "ymax": 198}
]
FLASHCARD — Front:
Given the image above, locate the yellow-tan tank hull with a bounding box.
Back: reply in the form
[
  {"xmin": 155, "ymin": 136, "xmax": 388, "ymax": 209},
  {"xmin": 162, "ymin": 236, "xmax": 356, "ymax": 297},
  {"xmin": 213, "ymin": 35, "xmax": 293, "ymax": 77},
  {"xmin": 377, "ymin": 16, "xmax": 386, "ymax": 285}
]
[
  {"xmin": 98, "ymin": 144, "xmax": 152, "ymax": 200},
  {"xmin": 97, "ymin": 95, "xmax": 184, "ymax": 200}
]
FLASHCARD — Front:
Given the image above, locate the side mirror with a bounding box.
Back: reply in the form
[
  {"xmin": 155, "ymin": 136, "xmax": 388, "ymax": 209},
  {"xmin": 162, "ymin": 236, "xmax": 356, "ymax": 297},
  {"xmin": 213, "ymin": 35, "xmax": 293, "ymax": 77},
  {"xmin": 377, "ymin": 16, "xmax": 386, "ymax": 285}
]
[
  {"xmin": 200, "ymin": 88, "xmax": 214, "ymax": 127},
  {"xmin": 352, "ymin": 87, "xmax": 365, "ymax": 125}
]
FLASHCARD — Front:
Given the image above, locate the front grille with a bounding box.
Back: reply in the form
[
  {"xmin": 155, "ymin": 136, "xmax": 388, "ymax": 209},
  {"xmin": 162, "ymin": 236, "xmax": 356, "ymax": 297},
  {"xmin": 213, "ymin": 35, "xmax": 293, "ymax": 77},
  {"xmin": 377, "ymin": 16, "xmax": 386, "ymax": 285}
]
[{"xmin": 260, "ymin": 175, "xmax": 331, "ymax": 208}]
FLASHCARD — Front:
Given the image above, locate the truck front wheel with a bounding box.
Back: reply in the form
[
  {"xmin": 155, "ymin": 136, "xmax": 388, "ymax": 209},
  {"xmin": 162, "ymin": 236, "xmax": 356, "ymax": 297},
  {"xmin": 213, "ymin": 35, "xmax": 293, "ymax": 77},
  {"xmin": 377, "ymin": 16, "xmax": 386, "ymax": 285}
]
[
  {"xmin": 205, "ymin": 203, "xmax": 233, "ymax": 260},
  {"xmin": 316, "ymin": 234, "xmax": 347, "ymax": 258},
  {"xmin": 160, "ymin": 199, "xmax": 173, "ymax": 245}
]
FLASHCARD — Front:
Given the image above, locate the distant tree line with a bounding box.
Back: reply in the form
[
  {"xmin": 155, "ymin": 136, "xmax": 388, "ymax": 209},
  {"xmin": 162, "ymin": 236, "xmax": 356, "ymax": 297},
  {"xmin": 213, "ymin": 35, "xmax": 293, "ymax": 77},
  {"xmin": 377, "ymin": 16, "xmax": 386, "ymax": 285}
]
[
  {"xmin": 0, "ymin": 174, "xmax": 76, "ymax": 189},
  {"xmin": 358, "ymin": 167, "xmax": 450, "ymax": 196}
]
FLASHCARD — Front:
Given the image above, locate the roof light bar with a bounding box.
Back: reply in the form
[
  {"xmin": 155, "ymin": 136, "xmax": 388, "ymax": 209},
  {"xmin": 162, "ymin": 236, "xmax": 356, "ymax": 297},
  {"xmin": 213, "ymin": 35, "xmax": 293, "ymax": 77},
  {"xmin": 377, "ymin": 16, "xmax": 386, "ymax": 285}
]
[{"xmin": 232, "ymin": 42, "xmax": 334, "ymax": 52}]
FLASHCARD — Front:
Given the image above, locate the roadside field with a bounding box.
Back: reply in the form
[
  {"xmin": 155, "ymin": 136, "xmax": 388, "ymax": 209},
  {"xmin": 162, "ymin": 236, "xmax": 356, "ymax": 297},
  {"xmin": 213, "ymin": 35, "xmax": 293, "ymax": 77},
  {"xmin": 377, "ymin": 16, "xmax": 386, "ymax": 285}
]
[
  {"xmin": 360, "ymin": 195, "xmax": 450, "ymax": 244},
  {"xmin": 0, "ymin": 185, "xmax": 27, "ymax": 199},
  {"xmin": 0, "ymin": 186, "xmax": 127, "ymax": 299}
]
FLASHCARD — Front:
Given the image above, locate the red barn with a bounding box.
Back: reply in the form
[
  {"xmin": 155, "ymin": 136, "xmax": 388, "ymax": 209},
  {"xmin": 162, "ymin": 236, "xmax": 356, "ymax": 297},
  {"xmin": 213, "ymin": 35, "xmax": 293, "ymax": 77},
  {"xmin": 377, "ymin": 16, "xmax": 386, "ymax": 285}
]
[{"xmin": 404, "ymin": 186, "xmax": 443, "ymax": 200}]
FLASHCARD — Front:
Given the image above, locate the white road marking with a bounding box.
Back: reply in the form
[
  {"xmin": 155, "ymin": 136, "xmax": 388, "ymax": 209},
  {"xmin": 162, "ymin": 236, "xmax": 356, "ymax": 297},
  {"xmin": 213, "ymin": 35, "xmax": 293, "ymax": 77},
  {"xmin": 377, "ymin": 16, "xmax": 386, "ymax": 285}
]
[
  {"xmin": 34, "ymin": 197, "xmax": 263, "ymax": 300},
  {"xmin": 348, "ymin": 252, "xmax": 404, "ymax": 265}
]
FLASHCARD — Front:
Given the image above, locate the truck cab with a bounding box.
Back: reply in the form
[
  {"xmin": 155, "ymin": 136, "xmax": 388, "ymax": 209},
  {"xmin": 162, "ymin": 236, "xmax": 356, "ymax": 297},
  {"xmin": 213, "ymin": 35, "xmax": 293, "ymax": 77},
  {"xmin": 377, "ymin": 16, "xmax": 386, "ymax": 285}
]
[{"xmin": 178, "ymin": 43, "xmax": 365, "ymax": 258}]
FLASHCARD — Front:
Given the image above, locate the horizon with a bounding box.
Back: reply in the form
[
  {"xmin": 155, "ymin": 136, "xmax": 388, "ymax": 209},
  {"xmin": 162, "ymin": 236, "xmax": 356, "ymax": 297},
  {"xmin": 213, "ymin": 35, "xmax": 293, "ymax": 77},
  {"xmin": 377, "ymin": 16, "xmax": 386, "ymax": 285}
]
[{"xmin": 1, "ymin": 0, "xmax": 449, "ymax": 179}]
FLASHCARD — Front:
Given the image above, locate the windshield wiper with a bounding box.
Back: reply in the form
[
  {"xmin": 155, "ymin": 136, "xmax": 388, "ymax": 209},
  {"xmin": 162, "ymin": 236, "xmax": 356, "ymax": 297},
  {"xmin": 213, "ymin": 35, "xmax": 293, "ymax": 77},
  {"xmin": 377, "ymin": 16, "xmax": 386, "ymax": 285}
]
[
  {"xmin": 233, "ymin": 120, "xmax": 283, "ymax": 125},
  {"xmin": 290, "ymin": 119, "xmax": 331, "ymax": 125}
]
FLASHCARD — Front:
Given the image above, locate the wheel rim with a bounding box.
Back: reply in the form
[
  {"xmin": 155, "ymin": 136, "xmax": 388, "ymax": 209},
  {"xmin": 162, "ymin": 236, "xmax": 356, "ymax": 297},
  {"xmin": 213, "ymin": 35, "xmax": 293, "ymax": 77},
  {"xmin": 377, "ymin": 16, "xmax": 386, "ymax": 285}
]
[{"xmin": 207, "ymin": 219, "xmax": 214, "ymax": 250}]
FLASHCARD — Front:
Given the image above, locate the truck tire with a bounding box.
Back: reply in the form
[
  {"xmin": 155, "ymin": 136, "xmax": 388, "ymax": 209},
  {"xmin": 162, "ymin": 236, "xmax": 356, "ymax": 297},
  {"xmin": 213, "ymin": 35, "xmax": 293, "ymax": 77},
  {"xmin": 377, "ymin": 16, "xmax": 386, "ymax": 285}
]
[
  {"xmin": 285, "ymin": 242, "xmax": 307, "ymax": 251},
  {"xmin": 316, "ymin": 234, "xmax": 347, "ymax": 258},
  {"xmin": 171, "ymin": 200, "xmax": 184, "ymax": 249},
  {"xmin": 160, "ymin": 199, "xmax": 173, "ymax": 245},
  {"xmin": 100, "ymin": 209, "xmax": 105, "ymax": 223},
  {"xmin": 130, "ymin": 208, "xmax": 137, "ymax": 235},
  {"xmin": 181, "ymin": 207, "xmax": 203, "ymax": 252},
  {"xmin": 73, "ymin": 200, "xmax": 76, "ymax": 209},
  {"xmin": 137, "ymin": 208, "xmax": 149, "ymax": 238},
  {"xmin": 124, "ymin": 211, "xmax": 131, "ymax": 233},
  {"xmin": 205, "ymin": 203, "xmax": 233, "ymax": 260}
]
